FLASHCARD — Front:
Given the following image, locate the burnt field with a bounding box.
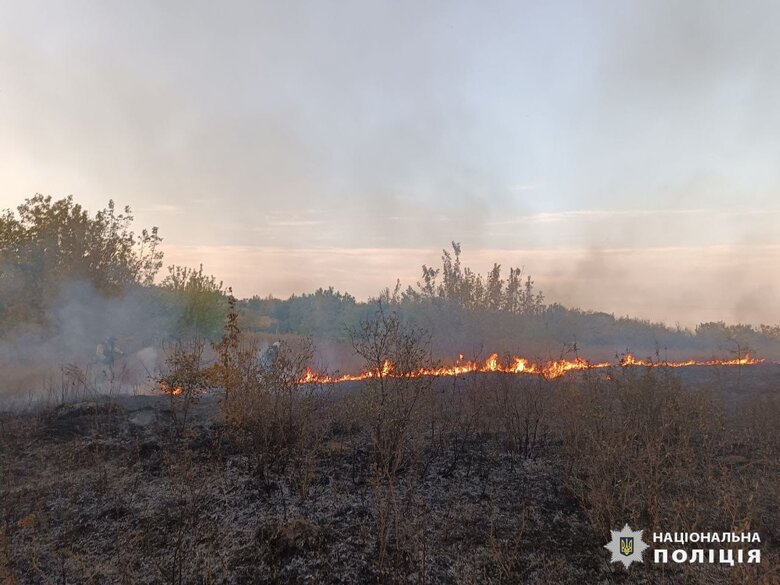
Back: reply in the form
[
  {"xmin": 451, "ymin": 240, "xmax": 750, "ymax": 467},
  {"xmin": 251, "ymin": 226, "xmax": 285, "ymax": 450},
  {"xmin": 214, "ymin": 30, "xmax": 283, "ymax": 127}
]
[
  {"xmin": 5, "ymin": 1, "xmax": 780, "ymax": 579},
  {"xmin": 1, "ymin": 362, "xmax": 778, "ymax": 584},
  {"xmin": 1, "ymin": 197, "xmax": 779, "ymax": 583}
]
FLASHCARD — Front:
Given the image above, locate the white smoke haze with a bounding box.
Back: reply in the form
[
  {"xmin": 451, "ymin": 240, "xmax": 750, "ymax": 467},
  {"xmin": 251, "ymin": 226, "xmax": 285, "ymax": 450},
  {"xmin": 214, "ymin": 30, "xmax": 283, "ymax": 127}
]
[
  {"xmin": 2, "ymin": 7, "xmax": 780, "ymax": 581},
  {"xmin": 0, "ymin": 280, "xmax": 174, "ymax": 402},
  {"xmin": 1, "ymin": 0, "xmax": 779, "ymax": 384}
]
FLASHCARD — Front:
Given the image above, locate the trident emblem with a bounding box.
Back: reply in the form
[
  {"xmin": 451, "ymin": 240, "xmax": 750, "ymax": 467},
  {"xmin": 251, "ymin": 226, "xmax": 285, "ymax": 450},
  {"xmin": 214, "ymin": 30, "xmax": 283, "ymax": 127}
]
[{"xmin": 620, "ymin": 537, "xmax": 634, "ymax": 556}]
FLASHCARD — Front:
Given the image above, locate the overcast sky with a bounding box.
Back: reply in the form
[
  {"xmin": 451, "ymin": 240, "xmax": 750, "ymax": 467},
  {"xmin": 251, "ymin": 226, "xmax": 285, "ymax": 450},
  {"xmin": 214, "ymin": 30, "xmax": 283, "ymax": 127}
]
[{"xmin": 1, "ymin": 0, "xmax": 779, "ymax": 325}]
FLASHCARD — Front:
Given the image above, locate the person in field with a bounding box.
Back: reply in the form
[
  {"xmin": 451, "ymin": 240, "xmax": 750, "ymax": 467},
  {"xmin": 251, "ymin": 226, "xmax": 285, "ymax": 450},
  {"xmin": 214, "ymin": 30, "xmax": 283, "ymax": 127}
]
[{"xmin": 96, "ymin": 336, "xmax": 123, "ymax": 367}]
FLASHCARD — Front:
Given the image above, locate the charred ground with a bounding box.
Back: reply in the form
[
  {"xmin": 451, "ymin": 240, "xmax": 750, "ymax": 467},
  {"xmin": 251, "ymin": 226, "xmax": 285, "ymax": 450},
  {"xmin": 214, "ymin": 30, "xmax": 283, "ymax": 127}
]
[
  {"xmin": 2, "ymin": 197, "xmax": 779, "ymax": 584},
  {"xmin": 1, "ymin": 363, "xmax": 778, "ymax": 584}
]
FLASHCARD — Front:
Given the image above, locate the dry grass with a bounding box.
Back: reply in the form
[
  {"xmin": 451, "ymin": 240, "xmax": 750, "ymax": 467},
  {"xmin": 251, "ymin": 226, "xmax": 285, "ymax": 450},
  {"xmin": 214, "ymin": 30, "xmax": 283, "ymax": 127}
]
[{"xmin": 1, "ymin": 312, "xmax": 778, "ymax": 583}]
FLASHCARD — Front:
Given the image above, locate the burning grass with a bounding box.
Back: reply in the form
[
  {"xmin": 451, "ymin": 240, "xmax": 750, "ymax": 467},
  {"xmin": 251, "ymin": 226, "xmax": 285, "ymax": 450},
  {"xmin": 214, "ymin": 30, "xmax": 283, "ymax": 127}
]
[
  {"xmin": 0, "ymin": 308, "xmax": 777, "ymax": 584},
  {"xmin": 297, "ymin": 351, "xmax": 765, "ymax": 385}
]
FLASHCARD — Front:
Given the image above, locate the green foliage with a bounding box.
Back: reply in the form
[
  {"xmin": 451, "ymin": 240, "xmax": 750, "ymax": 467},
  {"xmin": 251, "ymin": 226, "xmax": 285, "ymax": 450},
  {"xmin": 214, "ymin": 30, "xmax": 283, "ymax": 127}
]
[
  {"xmin": 759, "ymin": 324, "xmax": 780, "ymax": 340},
  {"xmin": 402, "ymin": 242, "xmax": 545, "ymax": 315},
  {"xmin": 0, "ymin": 194, "xmax": 163, "ymax": 326},
  {"xmin": 696, "ymin": 321, "xmax": 755, "ymax": 344},
  {"xmin": 212, "ymin": 293, "xmax": 241, "ymax": 404},
  {"xmin": 161, "ymin": 265, "xmax": 227, "ymax": 340},
  {"xmin": 243, "ymin": 287, "xmax": 363, "ymax": 339},
  {"xmin": 233, "ymin": 243, "xmax": 780, "ymax": 359}
]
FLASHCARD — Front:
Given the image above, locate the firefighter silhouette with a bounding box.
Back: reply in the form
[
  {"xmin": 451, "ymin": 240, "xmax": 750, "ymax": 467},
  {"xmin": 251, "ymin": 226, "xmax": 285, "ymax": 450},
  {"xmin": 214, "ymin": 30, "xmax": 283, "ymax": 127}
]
[
  {"xmin": 96, "ymin": 336, "xmax": 123, "ymax": 367},
  {"xmin": 264, "ymin": 341, "xmax": 281, "ymax": 367}
]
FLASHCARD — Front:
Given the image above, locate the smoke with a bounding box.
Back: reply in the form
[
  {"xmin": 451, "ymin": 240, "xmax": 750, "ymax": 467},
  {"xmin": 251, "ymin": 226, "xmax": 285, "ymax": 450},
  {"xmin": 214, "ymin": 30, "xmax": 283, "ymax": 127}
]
[
  {"xmin": 0, "ymin": 280, "xmax": 175, "ymax": 402},
  {"xmin": 1, "ymin": 1, "xmax": 779, "ymax": 329}
]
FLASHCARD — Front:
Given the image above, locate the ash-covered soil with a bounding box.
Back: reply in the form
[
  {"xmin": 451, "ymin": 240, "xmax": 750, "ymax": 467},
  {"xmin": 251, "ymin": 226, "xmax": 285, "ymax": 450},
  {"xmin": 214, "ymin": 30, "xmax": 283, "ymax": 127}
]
[
  {"xmin": 1, "ymin": 368, "xmax": 777, "ymax": 584},
  {"xmin": 1, "ymin": 393, "xmax": 602, "ymax": 584}
]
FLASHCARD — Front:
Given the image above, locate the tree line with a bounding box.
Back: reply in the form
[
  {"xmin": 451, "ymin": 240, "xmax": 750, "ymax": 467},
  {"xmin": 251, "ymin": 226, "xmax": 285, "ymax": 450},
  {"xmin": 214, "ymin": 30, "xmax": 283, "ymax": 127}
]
[
  {"xmin": 2, "ymin": 195, "xmax": 779, "ymax": 359},
  {"xmin": 0, "ymin": 195, "xmax": 226, "ymax": 339}
]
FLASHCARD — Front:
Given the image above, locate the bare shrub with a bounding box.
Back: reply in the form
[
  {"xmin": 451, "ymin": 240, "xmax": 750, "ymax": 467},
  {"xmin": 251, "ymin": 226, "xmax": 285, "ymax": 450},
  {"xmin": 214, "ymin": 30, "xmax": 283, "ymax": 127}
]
[
  {"xmin": 222, "ymin": 336, "xmax": 327, "ymax": 481},
  {"xmin": 721, "ymin": 392, "xmax": 780, "ymax": 549},
  {"xmin": 484, "ymin": 369, "xmax": 550, "ymax": 459},
  {"xmin": 426, "ymin": 367, "xmax": 486, "ymax": 476},
  {"xmin": 45, "ymin": 364, "xmax": 97, "ymax": 406},
  {"xmin": 349, "ymin": 303, "xmax": 434, "ymax": 578},
  {"xmin": 350, "ymin": 304, "xmax": 433, "ymax": 479},
  {"xmin": 557, "ymin": 365, "xmax": 726, "ymax": 535},
  {"xmin": 159, "ymin": 339, "xmax": 208, "ymax": 437}
]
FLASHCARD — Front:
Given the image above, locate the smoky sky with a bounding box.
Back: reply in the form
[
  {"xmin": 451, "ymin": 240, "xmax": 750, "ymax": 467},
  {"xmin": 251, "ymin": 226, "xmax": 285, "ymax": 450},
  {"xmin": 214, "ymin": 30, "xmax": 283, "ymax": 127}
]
[{"xmin": 1, "ymin": 0, "xmax": 779, "ymax": 325}]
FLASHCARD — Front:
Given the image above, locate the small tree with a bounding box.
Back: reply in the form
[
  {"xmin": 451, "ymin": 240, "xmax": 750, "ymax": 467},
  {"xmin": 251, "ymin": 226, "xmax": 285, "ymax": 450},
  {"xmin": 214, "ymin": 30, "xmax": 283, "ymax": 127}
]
[
  {"xmin": 161, "ymin": 265, "xmax": 227, "ymax": 339},
  {"xmin": 407, "ymin": 242, "xmax": 545, "ymax": 315},
  {"xmin": 159, "ymin": 338, "xmax": 208, "ymax": 437},
  {"xmin": 213, "ymin": 301, "xmax": 325, "ymax": 480},
  {"xmin": 349, "ymin": 303, "xmax": 434, "ymax": 574},
  {"xmin": 212, "ymin": 292, "xmax": 240, "ymax": 405},
  {"xmin": 220, "ymin": 337, "xmax": 323, "ymax": 482},
  {"xmin": 0, "ymin": 194, "xmax": 163, "ymax": 326}
]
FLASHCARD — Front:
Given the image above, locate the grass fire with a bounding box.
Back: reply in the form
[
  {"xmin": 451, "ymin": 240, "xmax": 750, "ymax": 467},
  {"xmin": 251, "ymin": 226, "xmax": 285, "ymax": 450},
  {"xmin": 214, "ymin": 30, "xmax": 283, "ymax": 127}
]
[
  {"xmin": 1, "ymin": 196, "xmax": 779, "ymax": 584},
  {"xmin": 2, "ymin": 4, "xmax": 780, "ymax": 583},
  {"xmin": 296, "ymin": 352, "xmax": 766, "ymax": 385}
]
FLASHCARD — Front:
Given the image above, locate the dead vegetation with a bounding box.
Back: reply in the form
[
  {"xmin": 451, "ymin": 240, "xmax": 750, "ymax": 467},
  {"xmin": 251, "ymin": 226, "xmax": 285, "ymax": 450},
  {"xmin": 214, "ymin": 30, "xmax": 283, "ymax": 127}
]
[{"xmin": 0, "ymin": 308, "xmax": 778, "ymax": 584}]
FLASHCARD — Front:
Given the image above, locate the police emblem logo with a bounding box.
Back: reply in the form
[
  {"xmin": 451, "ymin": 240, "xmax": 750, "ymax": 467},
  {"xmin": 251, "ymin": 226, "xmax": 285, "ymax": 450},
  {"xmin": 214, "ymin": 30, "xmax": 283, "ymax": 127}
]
[
  {"xmin": 620, "ymin": 537, "xmax": 634, "ymax": 556},
  {"xmin": 605, "ymin": 524, "xmax": 648, "ymax": 568}
]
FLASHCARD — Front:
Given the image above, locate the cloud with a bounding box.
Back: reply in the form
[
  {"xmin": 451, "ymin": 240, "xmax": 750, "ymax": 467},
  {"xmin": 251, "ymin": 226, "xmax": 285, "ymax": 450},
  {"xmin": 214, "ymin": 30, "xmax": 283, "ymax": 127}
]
[
  {"xmin": 264, "ymin": 220, "xmax": 322, "ymax": 227},
  {"xmin": 487, "ymin": 208, "xmax": 780, "ymax": 226},
  {"xmin": 1, "ymin": 1, "xmax": 779, "ymax": 328},
  {"xmin": 138, "ymin": 204, "xmax": 184, "ymax": 215},
  {"xmin": 508, "ymin": 183, "xmax": 541, "ymax": 192}
]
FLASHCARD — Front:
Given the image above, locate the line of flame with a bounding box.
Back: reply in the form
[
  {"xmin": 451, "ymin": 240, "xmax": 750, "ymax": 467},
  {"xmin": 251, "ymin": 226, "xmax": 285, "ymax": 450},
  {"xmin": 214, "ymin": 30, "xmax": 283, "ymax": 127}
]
[{"xmin": 298, "ymin": 353, "xmax": 764, "ymax": 384}]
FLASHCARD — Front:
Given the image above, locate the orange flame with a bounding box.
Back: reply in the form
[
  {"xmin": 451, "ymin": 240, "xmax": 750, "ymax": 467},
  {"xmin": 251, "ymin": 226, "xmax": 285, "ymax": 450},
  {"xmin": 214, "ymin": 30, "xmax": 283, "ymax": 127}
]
[
  {"xmin": 159, "ymin": 382, "xmax": 207, "ymax": 396},
  {"xmin": 155, "ymin": 353, "xmax": 765, "ymax": 394},
  {"xmin": 160, "ymin": 382, "xmax": 184, "ymax": 396},
  {"xmin": 296, "ymin": 353, "xmax": 764, "ymax": 385}
]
